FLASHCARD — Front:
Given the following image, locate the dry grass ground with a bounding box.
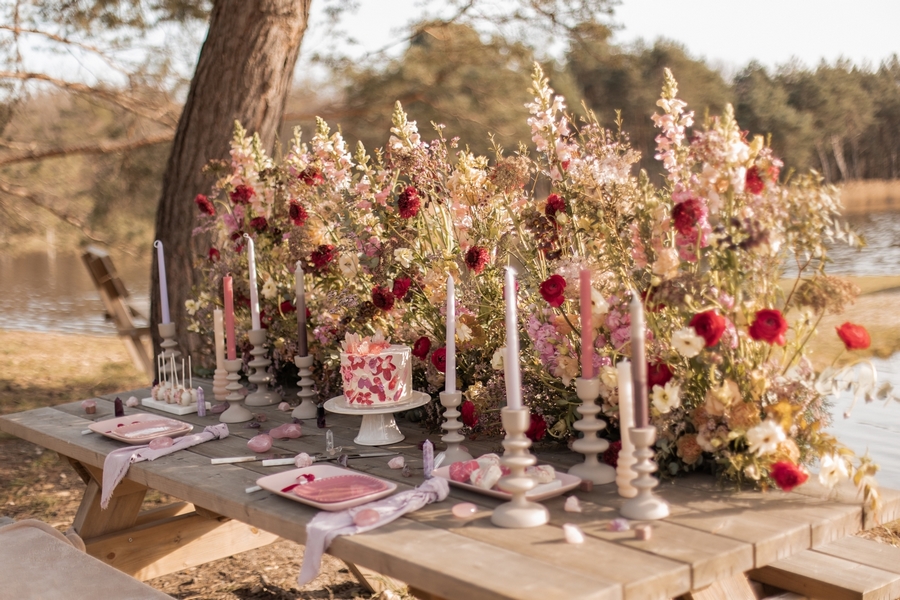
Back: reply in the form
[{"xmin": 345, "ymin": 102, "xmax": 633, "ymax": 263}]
[{"xmin": 2, "ymin": 273, "xmax": 900, "ymax": 597}]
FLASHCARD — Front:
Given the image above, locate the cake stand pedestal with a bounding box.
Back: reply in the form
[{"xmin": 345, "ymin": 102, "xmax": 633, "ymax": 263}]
[{"xmin": 323, "ymin": 392, "xmax": 430, "ymax": 446}]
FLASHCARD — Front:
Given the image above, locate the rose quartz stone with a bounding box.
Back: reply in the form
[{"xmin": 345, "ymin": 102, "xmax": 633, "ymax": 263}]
[
  {"xmin": 387, "ymin": 456, "xmax": 405, "ymax": 469},
  {"xmin": 563, "ymin": 523, "xmax": 585, "ymax": 544},
  {"xmin": 564, "ymin": 496, "xmax": 582, "ymax": 513},
  {"xmin": 247, "ymin": 434, "xmax": 273, "ymax": 453},
  {"xmin": 353, "ymin": 508, "xmax": 380, "ymax": 527},
  {"xmin": 294, "ymin": 453, "xmax": 314, "ymax": 468},
  {"xmin": 148, "ymin": 436, "xmax": 174, "ymax": 450},
  {"xmin": 270, "ymin": 423, "xmax": 302, "ymax": 439},
  {"xmin": 126, "ymin": 396, "xmax": 140, "ymax": 408},
  {"xmin": 278, "ymin": 402, "xmax": 292, "ymax": 412},
  {"xmin": 451, "ymin": 502, "xmax": 478, "ymax": 518}
]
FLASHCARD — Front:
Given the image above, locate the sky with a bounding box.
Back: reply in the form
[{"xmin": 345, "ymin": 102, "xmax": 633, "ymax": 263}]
[{"xmin": 304, "ymin": 0, "xmax": 900, "ymax": 74}]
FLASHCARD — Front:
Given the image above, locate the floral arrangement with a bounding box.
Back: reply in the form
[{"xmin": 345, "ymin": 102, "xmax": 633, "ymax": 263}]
[{"xmin": 188, "ymin": 64, "xmax": 883, "ymax": 507}]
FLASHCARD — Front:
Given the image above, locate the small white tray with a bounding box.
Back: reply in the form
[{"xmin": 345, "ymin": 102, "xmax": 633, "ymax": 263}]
[
  {"xmin": 432, "ymin": 465, "xmax": 581, "ymax": 501},
  {"xmin": 256, "ymin": 465, "xmax": 397, "ymax": 511},
  {"xmin": 88, "ymin": 413, "xmax": 193, "ymax": 445},
  {"xmin": 141, "ymin": 397, "xmax": 211, "ymax": 415}
]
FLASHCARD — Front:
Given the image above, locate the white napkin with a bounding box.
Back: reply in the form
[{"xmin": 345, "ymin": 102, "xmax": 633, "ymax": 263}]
[
  {"xmin": 101, "ymin": 423, "xmax": 229, "ymax": 509},
  {"xmin": 298, "ymin": 477, "xmax": 449, "ymax": 586}
]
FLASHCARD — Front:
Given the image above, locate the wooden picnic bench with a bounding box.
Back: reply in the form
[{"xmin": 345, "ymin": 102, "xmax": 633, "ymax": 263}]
[
  {"xmin": 81, "ymin": 246, "xmax": 153, "ymax": 378},
  {"xmin": 2, "ymin": 386, "xmax": 899, "ymax": 600}
]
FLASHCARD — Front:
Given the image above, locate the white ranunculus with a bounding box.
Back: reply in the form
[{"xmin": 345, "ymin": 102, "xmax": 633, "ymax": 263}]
[
  {"xmin": 818, "ymin": 453, "xmax": 849, "ymax": 488},
  {"xmin": 599, "ymin": 365, "xmax": 618, "ymax": 388},
  {"xmin": 338, "ymin": 253, "xmax": 359, "ymax": 278},
  {"xmin": 394, "ymin": 248, "xmax": 414, "ymax": 269},
  {"xmin": 491, "ymin": 348, "xmax": 506, "ymax": 370},
  {"xmin": 745, "ymin": 420, "xmax": 786, "ymax": 457},
  {"xmin": 672, "ymin": 327, "xmax": 705, "ymax": 358},
  {"xmin": 591, "ymin": 288, "xmax": 609, "ymax": 316},
  {"xmin": 651, "ymin": 382, "xmax": 681, "ymax": 414},
  {"xmin": 261, "ymin": 277, "xmax": 277, "ymax": 300}
]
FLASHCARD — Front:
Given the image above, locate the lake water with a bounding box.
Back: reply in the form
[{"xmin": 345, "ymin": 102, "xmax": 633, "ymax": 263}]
[{"xmin": 1, "ymin": 212, "xmax": 899, "ymax": 487}]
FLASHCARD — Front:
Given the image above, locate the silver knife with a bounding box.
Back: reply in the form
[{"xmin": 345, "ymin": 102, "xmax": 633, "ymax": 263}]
[{"xmin": 260, "ymin": 450, "xmax": 399, "ymax": 467}]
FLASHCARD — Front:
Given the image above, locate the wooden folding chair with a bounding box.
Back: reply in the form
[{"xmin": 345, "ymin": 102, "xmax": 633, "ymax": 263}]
[{"xmin": 81, "ymin": 246, "xmax": 154, "ymax": 378}]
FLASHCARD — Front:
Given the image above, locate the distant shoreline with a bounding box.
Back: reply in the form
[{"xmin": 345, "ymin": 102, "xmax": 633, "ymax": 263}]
[{"xmin": 841, "ymin": 179, "xmax": 900, "ymax": 215}]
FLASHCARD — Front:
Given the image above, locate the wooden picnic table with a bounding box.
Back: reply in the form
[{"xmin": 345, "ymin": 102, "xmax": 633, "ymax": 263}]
[{"xmin": 2, "ymin": 385, "xmax": 898, "ymax": 600}]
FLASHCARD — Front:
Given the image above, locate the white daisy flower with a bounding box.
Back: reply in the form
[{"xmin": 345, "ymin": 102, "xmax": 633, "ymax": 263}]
[
  {"xmin": 651, "ymin": 381, "xmax": 681, "ymax": 414},
  {"xmin": 745, "ymin": 420, "xmax": 786, "ymax": 457},
  {"xmin": 672, "ymin": 327, "xmax": 705, "ymax": 358}
]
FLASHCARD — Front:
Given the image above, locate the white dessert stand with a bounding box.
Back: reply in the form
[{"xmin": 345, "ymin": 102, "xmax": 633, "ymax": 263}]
[{"xmin": 323, "ymin": 391, "xmax": 430, "ymax": 446}]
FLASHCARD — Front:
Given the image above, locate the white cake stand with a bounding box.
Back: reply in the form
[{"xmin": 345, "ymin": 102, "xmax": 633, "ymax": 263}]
[{"xmin": 323, "ymin": 391, "xmax": 431, "ymax": 446}]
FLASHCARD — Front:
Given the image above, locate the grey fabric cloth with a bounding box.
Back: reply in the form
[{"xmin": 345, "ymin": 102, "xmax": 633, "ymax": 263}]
[{"xmin": 298, "ymin": 477, "xmax": 449, "ymax": 586}]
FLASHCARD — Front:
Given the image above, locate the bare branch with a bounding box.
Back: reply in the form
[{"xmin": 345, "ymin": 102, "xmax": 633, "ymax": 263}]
[
  {"xmin": 0, "ymin": 178, "xmax": 112, "ymax": 246},
  {"xmin": 0, "ymin": 24, "xmax": 131, "ymax": 76},
  {"xmin": 0, "ymin": 70, "xmax": 179, "ymax": 127},
  {"xmin": 0, "ymin": 132, "xmax": 173, "ymax": 166}
]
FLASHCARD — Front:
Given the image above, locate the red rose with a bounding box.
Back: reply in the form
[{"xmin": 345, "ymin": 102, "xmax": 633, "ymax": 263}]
[
  {"xmin": 310, "ymin": 244, "xmax": 336, "ymax": 272},
  {"xmin": 602, "ymin": 440, "xmax": 622, "ymax": 467},
  {"xmin": 289, "ymin": 200, "xmax": 309, "ymax": 227},
  {"xmin": 770, "ymin": 461, "xmax": 809, "ymax": 492},
  {"xmin": 195, "ymin": 194, "xmax": 215, "ymax": 215},
  {"xmin": 746, "ymin": 166, "xmax": 764, "ymax": 195},
  {"xmin": 545, "ymin": 193, "xmax": 566, "ymax": 219},
  {"xmin": 299, "ymin": 167, "xmax": 324, "ymax": 186},
  {"xmin": 836, "ymin": 322, "xmax": 871, "ymax": 351},
  {"xmin": 250, "ymin": 216, "xmax": 268, "ymax": 233},
  {"xmin": 280, "ymin": 300, "xmax": 296, "ymax": 314},
  {"xmin": 671, "ymin": 197, "xmax": 706, "ymax": 236},
  {"xmin": 431, "ymin": 347, "xmax": 447, "ymax": 373},
  {"xmin": 526, "ymin": 413, "xmax": 547, "ymax": 442},
  {"xmin": 460, "ymin": 399, "xmax": 478, "ymax": 428},
  {"xmin": 412, "ymin": 336, "xmax": 431, "ymax": 360},
  {"xmin": 749, "ymin": 309, "xmax": 788, "ymax": 346},
  {"xmin": 392, "ymin": 276, "xmax": 412, "ymax": 301},
  {"xmin": 229, "ymin": 184, "xmax": 255, "ymax": 205},
  {"xmin": 371, "ymin": 286, "xmax": 395, "ymax": 311},
  {"xmin": 539, "ymin": 274, "xmax": 567, "ymax": 308},
  {"xmin": 207, "ymin": 247, "xmax": 220, "ymax": 262},
  {"xmin": 464, "ymin": 246, "xmax": 489, "ymax": 274},
  {"xmin": 689, "ymin": 310, "xmax": 727, "ymax": 347},
  {"xmin": 397, "ymin": 186, "xmax": 421, "ymax": 219},
  {"xmin": 647, "ymin": 362, "xmax": 673, "ymax": 389}
]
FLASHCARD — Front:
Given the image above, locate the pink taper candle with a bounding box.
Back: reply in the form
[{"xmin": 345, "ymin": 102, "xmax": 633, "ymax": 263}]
[
  {"xmin": 630, "ymin": 290, "xmax": 648, "ymax": 428},
  {"xmin": 580, "ymin": 269, "xmax": 593, "ymax": 379},
  {"xmin": 223, "ymin": 275, "xmax": 236, "ymax": 360},
  {"xmin": 503, "ymin": 267, "xmax": 523, "ymax": 410},
  {"xmin": 154, "ymin": 240, "xmax": 170, "ymax": 324}
]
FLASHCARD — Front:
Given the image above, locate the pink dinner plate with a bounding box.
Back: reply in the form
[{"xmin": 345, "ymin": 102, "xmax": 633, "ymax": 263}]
[
  {"xmin": 256, "ymin": 465, "xmax": 398, "ymax": 511},
  {"xmin": 431, "ymin": 464, "xmax": 581, "ymax": 501},
  {"xmin": 88, "ymin": 413, "xmax": 193, "ymax": 445}
]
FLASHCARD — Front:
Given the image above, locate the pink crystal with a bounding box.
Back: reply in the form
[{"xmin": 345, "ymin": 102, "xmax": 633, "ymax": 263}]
[
  {"xmin": 634, "ymin": 524, "xmax": 652, "ymax": 540},
  {"xmin": 388, "ymin": 456, "xmax": 405, "ymax": 469},
  {"xmin": 607, "ymin": 518, "xmax": 630, "ymax": 532},
  {"xmin": 353, "ymin": 508, "xmax": 380, "ymax": 527},
  {"xmin": 247, "ymin": 434, "xmax": 273, "ymax": 453},
  {"xmin": 278, "ymin": 402, "xmax": 291, "ymax": 411},
  {"xmin": 294, "ymin": 452, "xmax": 314, "ymax": 468},
  {"xmin": 451, "ymin": 502, "xmax": 478, "ymax": 518},
  {"xmin": 126, "ymin": 396, "xmax": 139, "ymax": 408},
  {"xmin": 448, "ymin": 460, "xmax": 480, "ymax": 482},
  {"xmin": 270, "ymin": 423, "xmax": 302, "ymax": 439},
  {"xmin": 563, "ymin": 523, "xmax": 585, "ymax": 544},
  {"xmin": 564, "ymin": 496, "xmax": 582, "ymax": 513},
  {"xmin": 149, "ymin": 436, "xmax": 174, "ymax": 450},
  {"xmin": 255, "ymin": 413, "xmax": 268, "ymax": 423}
]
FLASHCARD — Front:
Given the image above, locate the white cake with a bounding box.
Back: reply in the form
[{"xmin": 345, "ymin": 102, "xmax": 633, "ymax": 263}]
[{"xmin": 340, "ymin": 335, "xmax": 412, "ymax": 407}]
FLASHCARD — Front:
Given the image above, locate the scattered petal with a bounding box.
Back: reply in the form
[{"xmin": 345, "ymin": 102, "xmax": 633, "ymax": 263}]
[
  {"xmin": 563, "ymin": 523, "xmax": 585, "ymax": 544},
  {"xmin": 564, "ymin": 496, "xmax": 582, "ymax": 513}
]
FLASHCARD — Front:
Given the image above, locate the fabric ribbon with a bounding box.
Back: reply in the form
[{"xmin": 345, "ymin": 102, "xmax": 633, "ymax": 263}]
[
  {"xmin": 100, "ymin": 423, "xmax": 229, "ymax": 509},
  {"xmin": 298, "ymin": 477, "xmax": 449, "ymax": 586}
]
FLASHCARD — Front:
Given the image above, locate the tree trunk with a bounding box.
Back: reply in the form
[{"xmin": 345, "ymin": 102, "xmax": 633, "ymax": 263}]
[
  {"xmin": 815, "ymin": 142, "xmax": 833, "ymax": 183},
  {"xmin": 151, "ymin": 0, "xmax": 311, "ymax": 361},
  {"xmin": 830, "ymin": 134, "xmax": 849, "ymax": 181}
]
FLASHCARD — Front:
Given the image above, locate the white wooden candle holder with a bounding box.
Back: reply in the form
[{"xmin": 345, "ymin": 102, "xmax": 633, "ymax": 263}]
[
  {"xmin": 439, "ymin": 391, "xmax": 473, "ymax": 465},
  {"xmin": 292, "ymin": 354, "xmax": 318, "ymax": 420},
  {"xmin": 220, "ymin": 358, "xmax": 253, "ymax": 423},
  {"xmin": 213, "ymin": 368, "xmax": 229, "ymax": 402},
  {"xmin": 619, "ymin": 426, "xmax": 669, "ymax": 520},
  {"xmin": 158, "ymin": 322, "xmax": 181, "ymax": 382},
  {"xmin": 568, "ymin": 377, "xmax": 616, "ymax": 485},
  {"xmin": 491, "ymin": 407, "xmax": 549, "ymax": 528},
  {"xmin": 616, "ymin": 418, "xmax": 638, "ymax": 499},
  {"xmin": 244, "ymin": 328, "xmax": 280, "ymax": 406}
]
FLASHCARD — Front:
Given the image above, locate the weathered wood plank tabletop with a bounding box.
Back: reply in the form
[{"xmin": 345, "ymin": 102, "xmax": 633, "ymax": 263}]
[{"xmin": 2, "ymin": 385, "xmax": 898, "ymax": 600}]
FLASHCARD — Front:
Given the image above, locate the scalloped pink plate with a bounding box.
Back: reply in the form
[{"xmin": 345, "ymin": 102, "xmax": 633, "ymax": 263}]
[
  {"xmin": 256, "ymin": 465, "xmax": 397, "ymax": 511},
  {"xmin": 88, "ymin": 413, "xmax": 193, "ymax": 445},
  {"xmin": 431, "ymin": 464, "xmax": 581, "ymax": 501}
]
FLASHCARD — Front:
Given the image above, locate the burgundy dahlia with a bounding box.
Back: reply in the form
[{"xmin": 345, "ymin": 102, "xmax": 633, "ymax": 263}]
[
  {"xmin": 545, "ymin": 193, "xmax": 566, "ymax": 219},
  {"xmin": 194, "ymin": 194, "xmax": 215, "ymax": 216},
  {"xmin": 289, "ymin": 200, "xmax": 309, "ymax": 227},
  {"xmin": 371, "ymin": 286, "xmax": 395, "ymax": 311},
  {"xmin": 299, "ymin": 167, "xmax": 324, "ymax": 186},
  {"xmin": 397, "ymin": 186, "xmax": 421, "ymax": 219},
  {"xmin": 310, "ymin": 244, "xmax": 336, "ymax": 272},
  {"xmin": 230, "ymin": 184, "xmax": 255, "ymax": 205},
  {"xmin": 392, "ymin": 276, "xmax": 412, "ymax": 301},
  {"xmin": 250, "ymin": 216, "xmax": 268, "ymax": 233},
  {"xmin": 746, "ymin": 166, "xmax": 765, "ymax": 195},
  {"xmin": 464, "ymin": 246, "xmax": 489, "ymax": 274}
]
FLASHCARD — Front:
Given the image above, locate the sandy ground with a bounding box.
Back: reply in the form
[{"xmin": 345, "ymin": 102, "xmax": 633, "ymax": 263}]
[{"xmin": 3, "ymin": 279, "xmax": 900, "ymax": 598}]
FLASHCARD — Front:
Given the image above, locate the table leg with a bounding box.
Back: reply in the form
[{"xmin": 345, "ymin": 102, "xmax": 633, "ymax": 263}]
[{"xmin": 64, "ymin": 457, "xmax": 278, "ymax": 580}]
